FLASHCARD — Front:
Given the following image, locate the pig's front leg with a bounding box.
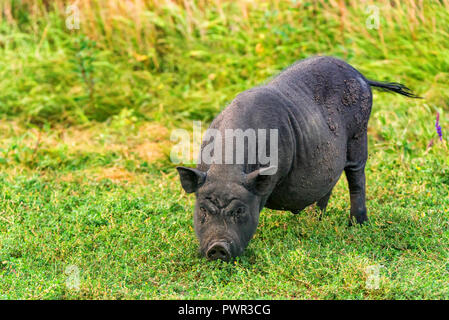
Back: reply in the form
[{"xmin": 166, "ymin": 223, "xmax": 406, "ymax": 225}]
[
  {"xmin": 345, "ymin": 134, "xmax": 369, "ymax": 225},
  {"xmin": 316, "ymin": 189, "xmax": 332, "ymax": 220}
]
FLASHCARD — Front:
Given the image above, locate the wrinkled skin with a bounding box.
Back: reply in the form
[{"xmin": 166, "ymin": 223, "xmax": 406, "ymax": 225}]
[
  {"xmin": 177, "ymin": 56, "xmax": 418, "ymax": 261},
  {"xmin": 177, "ymin": 165, "xmax": 272, "ymax": 260},
  {"xmin": 193, "ymin": 169, "xmax": 260, "ymax": 259}
]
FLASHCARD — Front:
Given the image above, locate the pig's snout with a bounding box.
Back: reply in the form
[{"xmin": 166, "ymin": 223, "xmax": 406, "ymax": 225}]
[{"xmin": 206, "ymin": 241, "xmax": 231, "ymax": 261}]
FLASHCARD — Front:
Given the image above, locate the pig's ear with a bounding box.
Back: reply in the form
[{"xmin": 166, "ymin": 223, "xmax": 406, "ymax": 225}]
[
  {"xmin": 176, "ymin": 166, "xmax": 206, "ymax": 193},
  {"xmin": 245, "ymin": 166, "xmax": 277, "ymax": 195}
]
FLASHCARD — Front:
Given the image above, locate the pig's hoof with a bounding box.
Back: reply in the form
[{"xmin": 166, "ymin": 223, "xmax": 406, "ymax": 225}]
[
  {"xmin": 348, "ymin": 215, "xmax": 369, "ymax": 226},
  {"xmin": 318, "ymin": 212, "xmax": 324, "ymax": 221}
]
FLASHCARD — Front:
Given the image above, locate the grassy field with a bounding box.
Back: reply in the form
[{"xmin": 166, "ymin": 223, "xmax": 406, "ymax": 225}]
[{"xmin": 0, "ymin": 0, "xmax": 448, "ymax": 299}]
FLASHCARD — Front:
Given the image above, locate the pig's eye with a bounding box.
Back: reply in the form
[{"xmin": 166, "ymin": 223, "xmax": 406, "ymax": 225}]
[
  {"xmin": 236, "ymin": 207, "xmax": 245, "ymax": 215},
  {"xmin": 228, "ymin": 207, "xmax": 246, "ymax": 223}
]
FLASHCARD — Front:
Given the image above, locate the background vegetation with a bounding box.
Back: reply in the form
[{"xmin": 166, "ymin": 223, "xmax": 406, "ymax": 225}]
[{"xmin": 0, "ymin": 0, "xmax": 448, "ymax": 299}]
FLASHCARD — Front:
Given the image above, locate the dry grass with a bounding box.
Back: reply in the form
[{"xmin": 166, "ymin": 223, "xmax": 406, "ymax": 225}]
[
  {"xmin": 0, "ymin": 119, "xmax": 169, "ymax": 162},
  {"xmin": 3, "ymin": 0, "xmax": 448, "ymax": 64}
]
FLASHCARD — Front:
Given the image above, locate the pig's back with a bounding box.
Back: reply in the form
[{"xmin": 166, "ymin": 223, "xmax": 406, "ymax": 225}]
[
  {"xmin": 262, "ymin": 56, "xmax": 372, "ymax": 211},
  {"xmin": 267, "ymin": 56, "xmax": 372, "ymax": 139}
]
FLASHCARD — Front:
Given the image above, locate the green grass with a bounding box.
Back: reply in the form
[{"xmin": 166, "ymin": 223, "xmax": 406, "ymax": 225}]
[
  {"xmin": 0, "ymin": 149, "xmax": 448, "ymax": 299},
  {"xmin": 0, "ymin": 0, "xmax": 448, "ymax": 299}
]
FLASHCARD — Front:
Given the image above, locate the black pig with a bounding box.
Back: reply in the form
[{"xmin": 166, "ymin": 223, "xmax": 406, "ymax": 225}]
[{"xmin": 177, "ymin": 56, "xmax": 419, "ymax": 261}]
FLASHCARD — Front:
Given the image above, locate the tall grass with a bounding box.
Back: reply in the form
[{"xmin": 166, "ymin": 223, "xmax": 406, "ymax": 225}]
[{"xmin": 0, "ymin": 0, "xmax": 448, "ymax": 125}]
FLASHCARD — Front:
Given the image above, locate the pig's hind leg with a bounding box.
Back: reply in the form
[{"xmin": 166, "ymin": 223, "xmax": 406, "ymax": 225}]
[{"xmin": 345, "ymin": 133, "xmax": 369, "ymax": 225}]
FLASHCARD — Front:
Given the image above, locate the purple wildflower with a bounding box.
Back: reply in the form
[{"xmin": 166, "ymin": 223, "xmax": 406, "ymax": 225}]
[{"xmin": 436, "ymin": 112, "xmax": 443, "ymax": 141}]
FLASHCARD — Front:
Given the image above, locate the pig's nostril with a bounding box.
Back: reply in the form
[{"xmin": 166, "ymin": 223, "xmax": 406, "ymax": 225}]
[{"xmin": 206, "ymin": 242, "xmax": 231, "ymax": 261}]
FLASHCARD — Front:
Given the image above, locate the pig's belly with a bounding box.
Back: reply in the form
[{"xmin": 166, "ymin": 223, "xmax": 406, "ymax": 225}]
[{"xmin": 265, "ymin": 147, "xmax": 346, "ymax": 211}]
